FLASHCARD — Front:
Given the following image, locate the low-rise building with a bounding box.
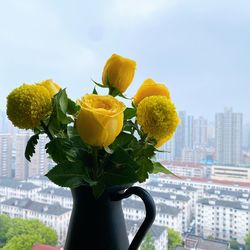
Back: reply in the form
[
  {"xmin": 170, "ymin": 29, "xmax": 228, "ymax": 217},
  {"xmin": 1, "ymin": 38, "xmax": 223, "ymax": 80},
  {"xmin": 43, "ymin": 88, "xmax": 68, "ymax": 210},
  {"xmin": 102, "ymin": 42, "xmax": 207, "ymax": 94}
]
[
  {"xmin": 148, "ymin": 190, "xmax": 191, "ymax": 233},
  {"xmin": 211, "ymin": 165, "xmax": 250, "ymax": 183},
  {"xmin": 158, "ymin": 175, "xmax": 250, "ymax": 195},
  {"xmin": 35, "ymin": 188, "xmax": 72, "ymax": 209},
  {"xmin": 27, "ymin": 176, "xmax": 58, "ymax": 189},
  {"xmin": 196, "ymin": 198, "xmax": 250, "ymax": 244},
  {"xmin": 123, "ymin": 198, "xmax": 182, "ymax": 233},
  {"xmin": 175, "ymin": 234, "xmax": 229, "ymax": 250},
  {"xmin": 0, "ymin": 198, "xmax": 71, "ymax": 244},
  {"xmin": 161, "ymin": 161, "xmax": 207, "ymax": 178},
  {"xmin": 126, "ymin": 219, "xmax": 167, "ymax": 250},
  {"xmin": 145, "ymin": 182, "xmax": 198, "ymax": 217},
  {"xmin": 204, "ymin": 188, "xmax": 250, "ymax": 202},
  {"xmin": 0, "ymin": 177, "xmax": 40, "ymax": 199}
]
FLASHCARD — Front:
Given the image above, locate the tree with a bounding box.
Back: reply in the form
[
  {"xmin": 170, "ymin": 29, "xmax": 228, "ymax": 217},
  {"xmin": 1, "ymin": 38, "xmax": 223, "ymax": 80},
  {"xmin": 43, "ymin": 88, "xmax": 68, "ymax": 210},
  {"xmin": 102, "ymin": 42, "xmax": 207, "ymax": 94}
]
[
  {"xmin": 168, "ymin": 228, "xmax": 182, "ymax": 250},
  {"xmin": 229, "ymin": 240, "xmax": 239, "ymax": 250},
  {"xmin": 207, "ymin": 235, "xmax": 214, "ymax": 240},
  {"xmin": 0, "ymin": 215, "xmax": 58, "ymax": 248},
  {"xmin": 6, "ymin": 218, "xmax": 58, "ymax": 245},
  {"xmin": 140, "ymin": 232, "xmax": 155, "ymax": 250},
  {"xmin": 2, "ymin": 234, "xmax": 45, "ymax": 250},
  {"xmin": 245, "ymin": 233, "xmax": 250, "ymax": 250},
  {"xmin": 0, "ymin": 215, "xmax": 11, "ymax": 247}
]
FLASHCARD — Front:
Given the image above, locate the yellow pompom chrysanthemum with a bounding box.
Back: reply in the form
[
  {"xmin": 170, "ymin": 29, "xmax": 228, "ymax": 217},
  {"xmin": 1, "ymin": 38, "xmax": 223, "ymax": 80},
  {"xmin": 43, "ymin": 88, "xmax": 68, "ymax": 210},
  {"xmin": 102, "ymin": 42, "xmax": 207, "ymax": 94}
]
[
  {"xmin": 137, "ymin": 96, "xmax": 180, "ymax": 147},
  {"xmin": 7, "ymin": 84, "xmax": 52, "ymax": 129}
]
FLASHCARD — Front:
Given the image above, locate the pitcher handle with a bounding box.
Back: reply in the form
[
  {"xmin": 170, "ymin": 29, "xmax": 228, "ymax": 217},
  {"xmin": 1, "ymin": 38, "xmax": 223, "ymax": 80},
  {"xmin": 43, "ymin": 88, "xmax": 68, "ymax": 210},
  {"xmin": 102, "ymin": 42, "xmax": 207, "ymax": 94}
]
[{"xmin": 111, "ymin": 186, "xmax": 156, "ymax": 250}]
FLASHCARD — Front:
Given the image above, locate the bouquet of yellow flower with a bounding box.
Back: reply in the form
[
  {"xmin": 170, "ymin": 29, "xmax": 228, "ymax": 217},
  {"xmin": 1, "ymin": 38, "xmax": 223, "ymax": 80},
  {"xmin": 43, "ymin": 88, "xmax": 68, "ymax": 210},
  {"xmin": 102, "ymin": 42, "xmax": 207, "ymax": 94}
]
[{"xmin": 6, "ymin": 54, "xmax": 179, "ymax": 197}]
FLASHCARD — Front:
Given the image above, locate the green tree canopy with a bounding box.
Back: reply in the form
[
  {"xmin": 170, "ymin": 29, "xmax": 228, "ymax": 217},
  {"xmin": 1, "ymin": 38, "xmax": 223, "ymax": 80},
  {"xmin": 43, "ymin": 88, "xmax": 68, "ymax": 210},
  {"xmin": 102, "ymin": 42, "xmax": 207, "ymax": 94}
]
[
  {"xmin": 245, "ymin": 233, "xmax": 250, "ymax": 250},
  {"xmin": 2, "ymin": 234, "xmax": 45, "ymax": 250},
  {"xmin": 229, "ymin": 239, "xmax": 239, "ymax": 250},
  {"xmin": 168, "ymin": 228, "xmax": 182, "ymax": 250},
  {"xmin": 0, "ymin": 215, "xmax": 58, "ymax": 248},
  {"xmin": 0, "ymin": 215, "xmax": 11, "ymax": 247},
  {"xmin": 6, "ymin": 218, "xmax": 57, "ymax": 245},
  {"xmin": 140, "ymin": 232, "xmax": 155, "ymax": 250}
]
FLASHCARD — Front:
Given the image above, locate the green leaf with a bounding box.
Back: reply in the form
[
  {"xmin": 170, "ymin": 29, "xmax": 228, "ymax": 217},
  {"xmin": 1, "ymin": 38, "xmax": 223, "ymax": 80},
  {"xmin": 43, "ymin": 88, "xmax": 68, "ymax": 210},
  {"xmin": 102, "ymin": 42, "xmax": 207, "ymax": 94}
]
[
  {"xmin": 153, "ymin": 162, "xmax": 176, "ymax": 176},
  {"xmin": 67, "ymin": 126, "xmax": 79, "ymax": 138},
  {"xmin": 45, "ymin": 162, "xmax": 94, "ymax": 188},
  {"xmin": 136, "ymin": 157, "xmax": 153, "ymax": 182},
  {"xmin": 25, "ymin": 134, "xmax": 39, "ymax": 162},
  {"xmin": 92, "ymin": 87, "xmax": 98, "ymax": 94},
  {"xmin": 67, "ymin": 98, "xmax": 80, "ymax": 115},
  {"xmin": 53, "ymin": 89, "xmax": 73, "ymax": 125},
  {"xmin": 111, "ymin": 132, "xmax": 137, "ymax": 149},
  {"xmin": 92, "ymin": 79, "xmax": 108, "ymax": 89},
  {"xmin": 45, "ymin": 138, "xmax": 78, "ymax": 163},
  {"xmin": 124, "ymin": 107, "xmax": 136, "ymax": 120},
  {"xmin": 92, "ymin": 180, "xmax": 105, "ymax": 198},
  {"xmin": 104, "ymin": 146, "xmax": 139, "ymax": 185}
]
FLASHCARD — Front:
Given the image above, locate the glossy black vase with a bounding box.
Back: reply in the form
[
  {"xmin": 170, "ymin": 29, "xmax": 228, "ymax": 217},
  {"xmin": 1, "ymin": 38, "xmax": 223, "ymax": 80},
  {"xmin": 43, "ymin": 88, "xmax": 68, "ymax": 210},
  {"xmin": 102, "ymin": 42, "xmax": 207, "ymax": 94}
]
[{"xmin": 64, "ymin": 185, "xmax": 156, "ymax": 250}]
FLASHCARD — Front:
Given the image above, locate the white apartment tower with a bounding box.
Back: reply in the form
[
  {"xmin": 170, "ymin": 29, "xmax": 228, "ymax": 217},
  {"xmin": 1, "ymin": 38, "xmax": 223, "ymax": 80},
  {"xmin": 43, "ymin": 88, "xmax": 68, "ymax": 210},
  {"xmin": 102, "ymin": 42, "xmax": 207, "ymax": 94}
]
[
  {"xmin": 174, "ymin": 111, "xmax": 194, "ymax": 160},
  {"xmin": 15, "ymin": 133, "xmax": 50, "ymax": 180},
  {"xmin": 0, "ymin": 133, "xmax": 12, "ymax": 177},
  {"xmin": 194, "ymin": 116, "xmax": 208, "ymax": 146},
  {"xmin": 215, "ymin": 108, "xmax": 243, "ymax": 165}
]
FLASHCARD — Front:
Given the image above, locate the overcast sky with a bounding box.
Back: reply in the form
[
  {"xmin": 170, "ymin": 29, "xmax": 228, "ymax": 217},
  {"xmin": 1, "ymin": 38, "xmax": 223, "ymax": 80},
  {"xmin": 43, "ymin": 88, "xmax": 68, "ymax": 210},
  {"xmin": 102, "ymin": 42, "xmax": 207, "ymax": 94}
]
[{"xmin": 0, "ymin": 0, "xmax": 249, "ymax": 122}]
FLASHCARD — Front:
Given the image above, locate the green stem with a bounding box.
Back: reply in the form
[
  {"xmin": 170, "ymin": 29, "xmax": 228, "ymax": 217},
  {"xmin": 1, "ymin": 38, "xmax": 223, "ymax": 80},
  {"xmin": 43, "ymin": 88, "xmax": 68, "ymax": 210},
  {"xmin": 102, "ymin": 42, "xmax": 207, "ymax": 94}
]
[{"xmin": 41, "ymin": 121, "xmax": 54, "ymax": 141}]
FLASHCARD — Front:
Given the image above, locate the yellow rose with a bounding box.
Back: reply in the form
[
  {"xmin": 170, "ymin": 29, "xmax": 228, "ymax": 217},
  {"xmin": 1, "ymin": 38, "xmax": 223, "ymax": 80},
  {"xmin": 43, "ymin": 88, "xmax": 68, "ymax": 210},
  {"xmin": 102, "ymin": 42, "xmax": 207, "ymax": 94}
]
[
  {"xmin": 102, "ymin": 54, "xmax": 136, "ymax": 93},
  {"xmin": 133, "ymin": 78, "xmax": 171, "ymax": 105},
  {"xmin": 37, "ymin": 79, "xmax": 61, "ymax": 97},
  {"xmin": 76, "ymin": 94, "xmax": 126, "ymax": 147}
]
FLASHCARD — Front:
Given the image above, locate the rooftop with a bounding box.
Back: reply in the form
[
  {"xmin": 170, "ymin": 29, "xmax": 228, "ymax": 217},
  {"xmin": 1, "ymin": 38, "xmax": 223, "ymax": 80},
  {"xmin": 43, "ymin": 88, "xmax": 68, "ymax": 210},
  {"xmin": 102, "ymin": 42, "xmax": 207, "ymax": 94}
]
[
  {"xmin": 0, "ymin": 177, "xmax": 39, "ymax": 190},
  {"xmin": 39, "ymin": 188, "xmax": 71, "ymax": 198},
  {"xmin": 28, "ymin": 175, "xmax": 50, "ymax": 181},
  {"xmin": 1, "ymin": 198, "xmax": 70, "ymax": 215},
  {"xmin": 198, "ymin": 198, "xmax": 250, "ymax": 211},
  {"xmin": 162, "ymin": 175, "xmax": 250, "ymax": 188},
  {"xmin": 146, "ymin": 181, "xmax": 197, "ymax": 191},
  {"xmin": 149, "ymin": 190, "xmax": 190, "ymax": 202},
  {"xmin": 123, "ymin": 198, "xmax": 180, "ymax": 216},
  {"xmin": 161, "ymin": 161, "xmax": 206, "ymax": 169},
  {"xmin": 125, "ymin": 219, "xmax": 166, "ymax": 239},
  {"xmin": 184, "ymin": 234, "xmax": 228, "ymax": 250},
  {"xmin": 32, "ymin": 244, "xmax": 62, "ymax": 250},
  {"xmin": 205, "ymin": 188, "xmax": 250, "ymax": 199}
]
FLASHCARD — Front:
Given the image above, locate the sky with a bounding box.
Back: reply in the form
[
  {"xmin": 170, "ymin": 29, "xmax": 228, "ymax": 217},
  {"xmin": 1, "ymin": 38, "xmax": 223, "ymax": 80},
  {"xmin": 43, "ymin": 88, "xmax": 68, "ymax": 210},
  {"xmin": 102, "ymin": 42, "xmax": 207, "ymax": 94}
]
[{"xmin": 0, "ymin": 0, "xmax": 249, "ymax": 122}]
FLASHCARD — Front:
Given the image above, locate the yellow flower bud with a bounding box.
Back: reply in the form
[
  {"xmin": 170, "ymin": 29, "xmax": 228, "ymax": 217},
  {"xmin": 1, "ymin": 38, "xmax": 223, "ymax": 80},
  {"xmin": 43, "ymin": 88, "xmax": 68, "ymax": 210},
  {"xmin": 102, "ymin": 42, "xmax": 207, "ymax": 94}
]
[
  {"xmin": 102, "ymin": 54, "xmax": 136, "ymax": 93},
  {"xmin": 133, "ymin": 78, "xmax": 171, "ymax": 105},
  {"xmin": 37, "ymin": 79, "xmax": 61, "ymax": 98},
  {"xmin": 7, "ymin": 84, "xmax": 52, "ymax": 129},
  {"xmin": 76, "ymin": 94, "xmax": 126, "ymax": 147},
  {"xmin": 136, "ymin": 96, "xmax": 179, "ymax": 148}
]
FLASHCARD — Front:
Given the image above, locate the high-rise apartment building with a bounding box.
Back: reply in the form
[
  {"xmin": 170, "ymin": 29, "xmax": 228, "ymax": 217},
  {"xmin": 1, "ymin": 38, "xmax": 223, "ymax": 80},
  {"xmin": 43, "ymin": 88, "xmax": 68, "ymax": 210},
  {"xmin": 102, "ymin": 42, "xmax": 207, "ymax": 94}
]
[
  {"xmin": 0, "ymin": 133, "xmax": 12, "ymax": 177},
  {"xmin": 215, "ymin": 108, "xmax": 243, "ymax": 165},
  {"xmin": 15, "ymin": 133, "xmax": 30, "ymax": 180},
  {"xmin": 194, "ymin": 116, "xmax": 208, "ymax": 146},
  {"xmin": 15, "ymin": 133, "xmax": 50, "ymax": 180},
  {"xmin": 174, "ymin": 111, "xmax": 186, "ymax": 159},
  {"xmin": 174, "ymin": 111, "xmax": 194, "ymax": 159},
  {"xmin": 0, "ymin": 111, "xmax": 10, "ymax": 133},
  {"xmin": 243, "ymin": 124, "xmax": 250, "ymax": 150}
]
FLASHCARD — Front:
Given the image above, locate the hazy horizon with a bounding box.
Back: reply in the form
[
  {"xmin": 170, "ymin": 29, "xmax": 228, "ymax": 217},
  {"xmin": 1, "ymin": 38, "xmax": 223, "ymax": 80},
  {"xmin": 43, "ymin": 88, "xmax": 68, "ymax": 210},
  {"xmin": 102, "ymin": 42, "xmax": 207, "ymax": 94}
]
[{"xmin": 0, "ymin": 0, "xmax": 249, "ymax": 122}]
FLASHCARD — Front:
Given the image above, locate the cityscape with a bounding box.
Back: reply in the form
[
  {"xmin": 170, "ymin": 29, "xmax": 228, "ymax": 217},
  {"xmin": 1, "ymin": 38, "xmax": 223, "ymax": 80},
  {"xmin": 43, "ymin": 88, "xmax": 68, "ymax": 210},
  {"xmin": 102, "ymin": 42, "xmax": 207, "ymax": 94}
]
[{"xmin": 1, "ymin": 107, "xmax": 250, "ymax": 249}]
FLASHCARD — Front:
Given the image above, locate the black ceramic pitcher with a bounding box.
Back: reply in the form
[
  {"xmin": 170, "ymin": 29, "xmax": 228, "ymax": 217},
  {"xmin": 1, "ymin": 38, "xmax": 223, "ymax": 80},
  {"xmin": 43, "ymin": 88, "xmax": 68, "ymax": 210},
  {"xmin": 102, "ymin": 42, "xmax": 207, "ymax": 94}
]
[{"xmin": 64, "ymin": 185, "xmax": 156, "ymax": 250}]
